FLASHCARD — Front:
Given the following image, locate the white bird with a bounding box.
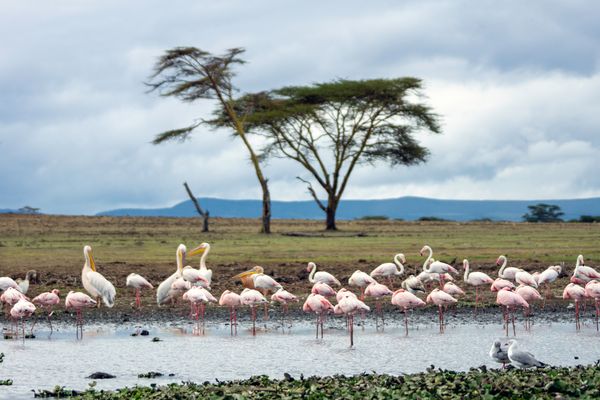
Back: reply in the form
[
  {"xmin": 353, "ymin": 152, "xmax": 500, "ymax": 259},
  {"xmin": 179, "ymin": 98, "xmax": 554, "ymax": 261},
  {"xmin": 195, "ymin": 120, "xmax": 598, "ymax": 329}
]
[
  {"xmin": 515, "ymin": 269, "xmax": 538, "ymax": 288},
  {"xmin": 307, "ymin": 262, "xmax": 341, "ymax": 286},
  {"xmin": 311, "ymin": 282, "xmax": 337, "ymax": 297},
  {"xmin": 65, "ymin": 290, "xmax": 97, "ymax": 338},
  {"xmin": 420, "ymin": 245, "xmax": 458, "ymax": 286},
  {"xmin": 401, "ymin": 275, "xmax": 425, "ymax": 294},
  {"xmin": 0, "ymin": 277, "xmax": 21, "ymax": 293},
  {"xmin": 16, "ymin": 270, "xmax": 37, "ymax": 295},
  {"xmin": 10, "ymin": 298, "xmax": 36, "ymax": 340},
  {"xmin": 369, "ymin": 253, "xmax": 405, "ymax": 288},
  {"xmin": 489, "ymin": 340, "xmax": 510, "ymax": 367},
  {"xmin": 239, "ymin": 288, "xmax": 267, "ymax": 335},
  {"xmin": 335, "ymin": 292, "xmax": 370, "ymax": 346},
  {"xmin": 126, "ymin": 273, "xmax": 153, "ymax": 309},
  {"xmin": 462, "ymin": 259, "xmax": 493, "ymax": 308},
  {"xmin": 81, "ymin": 245, "xmax": 116, "ymax": 307},
  {"xmin": 497, "ymin": 255, "xmax": 520, "ymax": 281},
  {"xmin": 507, "ymin": 340, "xmax": 546, "ymax": 368},
  {"xmin": 572, "ymin": 254, "xmax": 600, "ymax": 284},
  {"xmin": 188, "ymin": 242, "xmax": 213, "ymax": 286},
  {"xmin": 443, "ymin": 281, "xmax": 465, "ymax": 296},
  {"xmin": 348, "ymin": 270, "xmax": 377, "ymax": 299},
  {"xmin": 157, "ymin": 244, "xmax": 188, "ymax": 306}
]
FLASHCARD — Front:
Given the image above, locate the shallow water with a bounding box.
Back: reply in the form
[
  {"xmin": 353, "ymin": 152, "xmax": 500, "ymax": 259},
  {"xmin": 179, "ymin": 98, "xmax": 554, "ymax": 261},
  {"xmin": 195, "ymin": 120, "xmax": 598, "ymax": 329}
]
[{"xmin": 1, "ymin": 317, "xmax": 599, "ymax": 399}]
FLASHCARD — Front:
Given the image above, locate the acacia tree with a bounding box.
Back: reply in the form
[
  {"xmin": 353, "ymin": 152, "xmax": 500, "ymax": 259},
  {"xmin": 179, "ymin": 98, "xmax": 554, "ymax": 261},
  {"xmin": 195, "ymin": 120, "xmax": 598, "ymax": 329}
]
[
  {"xmin": 146, "ymin": 47, "xmax": 272, "ymax": 233},
  {"xmin": 224, "ymin": 78, "xmax": 441, "ymax": 230},
  {"xmin": 522, "ymin": 203, "xmax": 564, "ymax": 222}
]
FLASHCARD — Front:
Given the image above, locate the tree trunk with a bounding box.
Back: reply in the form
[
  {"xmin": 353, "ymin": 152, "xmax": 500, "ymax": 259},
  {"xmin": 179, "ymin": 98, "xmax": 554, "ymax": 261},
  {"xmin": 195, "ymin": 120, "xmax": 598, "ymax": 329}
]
[
  {"xmin": 261, "ymin": 180, "xmax": 271, "ymax": 234},
  {"xmin": 202, "ymin": 210, "xmax": 209, "ymax": 233},
  {"xmin": 183, "ymin": 182, "xmax": 209, "ymax": 232},
  {"xmin": 325, "ymin": 196, "xmax": 338, "ymax": 231}
]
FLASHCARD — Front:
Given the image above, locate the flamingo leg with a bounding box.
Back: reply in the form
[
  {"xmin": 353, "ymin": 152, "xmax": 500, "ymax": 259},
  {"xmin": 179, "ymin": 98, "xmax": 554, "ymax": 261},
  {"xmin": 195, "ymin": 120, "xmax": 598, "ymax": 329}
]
[
  {"xmin": 360, "ymin": 287, "xmax": 365, "ymax": 301},
  {"xmin": 511, "ymin": 309, "xmax": 516, "ymax": 337},
  {"xmin": 315, "ymin": 314, "xmax": 319, "ymax": 339},
  {"xmin": 350, "ymin": 314, "xmax": 354, "ymax": 347},
  {"xmin": 596, "ymin": 300, "xmax": 599, "ymax": 332},
  {"xmin": 575, "ymin": 301, "xmax": 580, "ymax": 331},
  {"xmin": 438, "ymin": 305, "xmax": 443, "ymax": 334},
  {"xmin": 252, "ymin": 306, "xmax": 256, "ymax": 336},
  {"xmin": 404, "ymin": 309, "xmax": 409, "ymax": 336},
  {"xmin": 474, "ymin": 286, "xmax": 478, "ymax": 315},
  {"xmin": 229, "ymin": 307, "xmax": 233, "ymax": 335},
  {"xmin": 503, "ymin": 306, "xmax": 509, "ymax": 336},
  {"xmin": 136, "ymin": 289, "xmax": 141, "ymax": 309}
]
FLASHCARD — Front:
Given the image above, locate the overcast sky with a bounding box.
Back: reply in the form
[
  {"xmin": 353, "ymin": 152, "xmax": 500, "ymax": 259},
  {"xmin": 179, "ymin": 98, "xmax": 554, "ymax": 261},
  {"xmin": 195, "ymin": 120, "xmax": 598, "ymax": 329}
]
[{"xmin": 1, "ymin": 0, "xmax": 599, "ymax": 214}]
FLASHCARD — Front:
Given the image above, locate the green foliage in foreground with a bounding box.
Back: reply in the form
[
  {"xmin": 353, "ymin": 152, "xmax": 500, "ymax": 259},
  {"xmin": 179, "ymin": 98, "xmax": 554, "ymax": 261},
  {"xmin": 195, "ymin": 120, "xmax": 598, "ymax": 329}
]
[{"xmin": 37, "ymin": 364, "xmax": 600, "ymax": 399}]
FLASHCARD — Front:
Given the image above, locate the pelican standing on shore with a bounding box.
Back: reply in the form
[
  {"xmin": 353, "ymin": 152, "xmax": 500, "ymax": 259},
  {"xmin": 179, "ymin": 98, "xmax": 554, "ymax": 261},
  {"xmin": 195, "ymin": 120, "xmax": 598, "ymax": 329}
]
[{"xmin": 82, "ymin": 245, "xmax": 116, "ymax": 308}]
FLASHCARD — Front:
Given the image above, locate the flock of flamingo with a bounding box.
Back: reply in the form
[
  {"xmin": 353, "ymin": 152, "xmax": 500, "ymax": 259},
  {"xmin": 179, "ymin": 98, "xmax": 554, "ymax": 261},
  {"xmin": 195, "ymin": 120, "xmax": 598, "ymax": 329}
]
[{"xmin": 1, "ymin": 243, "xmax": 600, "ymax": 346}]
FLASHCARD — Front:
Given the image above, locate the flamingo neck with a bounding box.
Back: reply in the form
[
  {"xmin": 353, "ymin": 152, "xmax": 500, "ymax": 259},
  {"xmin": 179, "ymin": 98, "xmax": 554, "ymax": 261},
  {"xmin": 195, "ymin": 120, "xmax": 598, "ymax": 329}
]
[
  {"xmin": 498, "ymin": 256, "xmax": 508, "ymax": 277},
  {"xmin": 308, "ymin": 263, "xmax": 317, "ymax": 283},
  {"xmin": 422, "ymin": 246, "xmax": 433, "ymax": 272},
  {"xmin": 393, "ymin": 254, "xmax": 405, "ymax": 275},
  {"xmin": 463, "ymin": 261, "xmax": 470, "ymax": 282}
]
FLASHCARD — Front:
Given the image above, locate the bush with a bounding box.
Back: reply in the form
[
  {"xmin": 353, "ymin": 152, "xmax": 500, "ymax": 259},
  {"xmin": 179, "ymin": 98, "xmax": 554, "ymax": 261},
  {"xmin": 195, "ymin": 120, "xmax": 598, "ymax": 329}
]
[
  {"xmin": 358, "ymin": 215, "xmax": 389, "ymax": 221},
  {"xmin": 418, "ymin": 216, "xmax": 450, "ymax": 222}
]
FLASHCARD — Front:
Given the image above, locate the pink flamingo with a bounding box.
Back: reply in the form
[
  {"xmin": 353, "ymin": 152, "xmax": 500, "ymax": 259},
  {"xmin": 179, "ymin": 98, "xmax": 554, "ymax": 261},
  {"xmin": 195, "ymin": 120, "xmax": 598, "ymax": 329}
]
[
  {"xmin": 364, "ymin": 282, "xmax": 393, "ymax": 328},
  {"xmin": 515, "ymin": 285, "xmax": 542, "ymax": 331},
  {"xmin": 336, "ymin": 288, "xmax": 357, "ymax": 302},
  {"xmin": 491, "ymin": 278, "xmax": 515, "ymax": 292},
  {"xmin": 391, "ymin": 288, "xmax": 425, "ymax": 336},
  {"xmin": 182, "ymin": 286, "xmax": 213, "ymax": 333},
  {"xmin": 443, "ymin": 282, "xmax": 464, "ymax": 297},
  {"xmin": 462, "ymin": 259, "xmax": 493, "ymax": 311},
  {"xmin": 307, "ymin": 262, "xmax": 341, "ymax": 286},
  {"xmin": 271, "ymin": 288, "xmax": 298, "ymax": 329},
  {"xmin": 420, "ymin": 246, "xmax": 458, "ymax": 287},
  {"xmin": 497, "ymin": 255, "xmax": 520, "ymax": 281},
  {"xmin": 335, "ymin": 293, "xmax": 370, "ymax": 346},
  {"xmin": 0, "ymin": 277, "xmax": 21, "ymax": 293},
  {"xmin": 537, "ymin": 265, "xmax": 561, "ymax": 298},
  {"xmin": 302, "ymin": 293, "xmax": 334, "ymax": 339},
  {"xmin": 219, "ymin": 290, "xmax": 241, "ymax": 335},
  {"xmin": 65, "ymin": 291, "xmax": 97, "ymax": 339},
  {"xmin": 496, "ymin": 287, "xmax": 529, "ymax": 336},
  {"xmin": 10, "ymin": 298, "xmax": 36, "ymax": 342},
  {"xmin": 515, "ymin": 270, "xmax": 538, "ymax": 288},
  {"xmin": 584, "ymin": 280, "xmax": 600, "ymax": 331},
  {"xmin": 426, "ymin": 288, "xmax": 457, "ymax": 333},
  {"xmin": 126, "ymin": 273, "xmax": 153, "ymax": 309},
  {"xmin": 369, "ymin": 253, "xmax": 405, "ymax": 289},
  {"xmin": 32, "ymin": 289, "xmax": 60, "ymax": 334},
  {"xmin": 311, "ymin": 282, "xmax": 337, "ymax": 298},
  {"xmin": 562, "ymin": 283, "xmax": 586, "ymax": 331},
  {"xmin": 240, "ymin": 288, "xmax": 267, "ymax": 335},
  {"xmin": 572, "ymin": 255, "xmax": 600, "ymax": 284},
  {"xmin": 348, "ymin": 270, "xmax": 376, "ymax": 300}
]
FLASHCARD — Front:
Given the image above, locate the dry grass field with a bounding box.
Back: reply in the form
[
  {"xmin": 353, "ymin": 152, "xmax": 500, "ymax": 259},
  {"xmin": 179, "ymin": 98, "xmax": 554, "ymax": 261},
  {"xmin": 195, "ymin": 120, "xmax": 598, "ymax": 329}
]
[{"xmin": 0, "ymin": 213, "xmax": 598, "ymax": 312}]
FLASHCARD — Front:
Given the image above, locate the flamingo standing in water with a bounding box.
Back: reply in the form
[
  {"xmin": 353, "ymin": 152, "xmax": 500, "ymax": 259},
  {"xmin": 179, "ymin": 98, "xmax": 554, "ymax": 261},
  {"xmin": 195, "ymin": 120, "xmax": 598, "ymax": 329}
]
[
  {"xmin": 81, "ymin": 245, "xmax": 116, "ymax": 308},
  {"xmin": 515, "ymin": 285, "xmax": 542, "ymax": 331},
  {"xmin": 311, "ymin": 282, "xmax": 337, "ymax": 298},
  {"xmin": 32, "ymin": 289, "xmax": 60, "ymax": 334},
  {"xmin": 65, "ymin": 291, "xmax": 97, "ymax": 339},
  {"xmin": 307, "ymin": 262, "xmax": 341, "ymax": 286},
  {"xmin": 182, "ymin": 286, "xmax": 215, "ymax": 333},
  {"xmin": 271, "ymin": 288, "xmax": 298, "ymax": 329},
  {"xmin": 584, "ymin": 280, "xmax": 600, "ymax": 331},
  {"xmin": 233, "ymin": 266, "xmax": 282, "ymax": 320},
  {"xmin": 369, "ymin": 253, "xmax": 405, "ymax": 289},
  {"xmin": 497, "ymin": 255, "xmax": 520, "ymax": 281},
  {"xmin": 335, "ymin": 293, "xmax": 370, "ymax": 346},
  {"xmin": 303, "ymin": 293, "xmax": 334, "ymax": 339},
  {"xmin": 391, "ymin": 288, "xmax": 425, "ymax": 336},
  {"xmin": 348, "ymin": 270, "xmax": 377, "ymax": 300},
  {"xmin": 426, "ymin": 288, "xmax": 457, "ymax": 333},
  {"xmin": 364, "ymin": 282, "xmax": 393, "ymax": 328},
  {"xmin": 562, "ymin": 283, "xmax": 586, "ymax": 331},
  {"xmin": 496, "ymin": 287, "xmax": 529, "ymax": 336},
  {"xmin": 462, "ymin": 259, "xmax": 493, "ymax": 311},
  {"xmin": 126, "ymin": 273, "xmax": 153, "ymax": 309},
  {"xmin": 10, "ymin": 298, "xmax": 36, "ymax": 341},
  {"xmin": 219, "ymin": 290, "xmax": 241, "ymax": 335},
  {"xmin": 239, "ymin": 288, "xmax": 267, "ymax": 335},
  {"xmin": 1, "ymin": 287, "xmax": 26, "ymax": 335},
  {"xmin": 420, "ymin": 246, "xmax": 458, "ymax": 287}
]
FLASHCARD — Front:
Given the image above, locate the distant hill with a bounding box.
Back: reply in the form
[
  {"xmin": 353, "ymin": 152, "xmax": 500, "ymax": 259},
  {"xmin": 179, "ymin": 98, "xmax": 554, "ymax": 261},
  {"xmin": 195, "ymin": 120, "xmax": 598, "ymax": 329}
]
[{"xmin": 95, "ymin": 196, "xmax": 600, "ymax": 222}]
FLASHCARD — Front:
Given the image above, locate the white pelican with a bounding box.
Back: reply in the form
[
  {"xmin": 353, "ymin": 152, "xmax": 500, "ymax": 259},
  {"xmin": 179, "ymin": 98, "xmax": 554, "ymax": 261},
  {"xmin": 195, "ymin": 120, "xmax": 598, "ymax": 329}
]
[
  {"xmin": 156, "ymin": 244, "xmax": 186, "ymax": 306},
  {"xmin": 126, "ymin": 273, "xmax": 153, "ymax": 308},
  {"xmin": 82, "ymin": 245, "xmax": 116, "ymax": 308},
  {"xmin": 16, "ymin": 270, "xmax": 38, "ymax": 295},
  {"xmin": 188, "ymin": 243, "xmax": 213, "ymax": 286},
  {"xmin": 306, "ymin": 262, "xmax": 341, "ymax": 286}
]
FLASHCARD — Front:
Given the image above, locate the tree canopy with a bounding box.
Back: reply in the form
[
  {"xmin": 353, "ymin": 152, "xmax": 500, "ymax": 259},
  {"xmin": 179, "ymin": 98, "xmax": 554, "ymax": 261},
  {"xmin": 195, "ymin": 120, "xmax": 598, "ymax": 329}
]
[
  {"xmin": 522, "ymin": 203, "xmax": 564, "ymax": 222},
  {"xmin": 212, "ymin": 78, "xmax": 441, "ymax": 230}
]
